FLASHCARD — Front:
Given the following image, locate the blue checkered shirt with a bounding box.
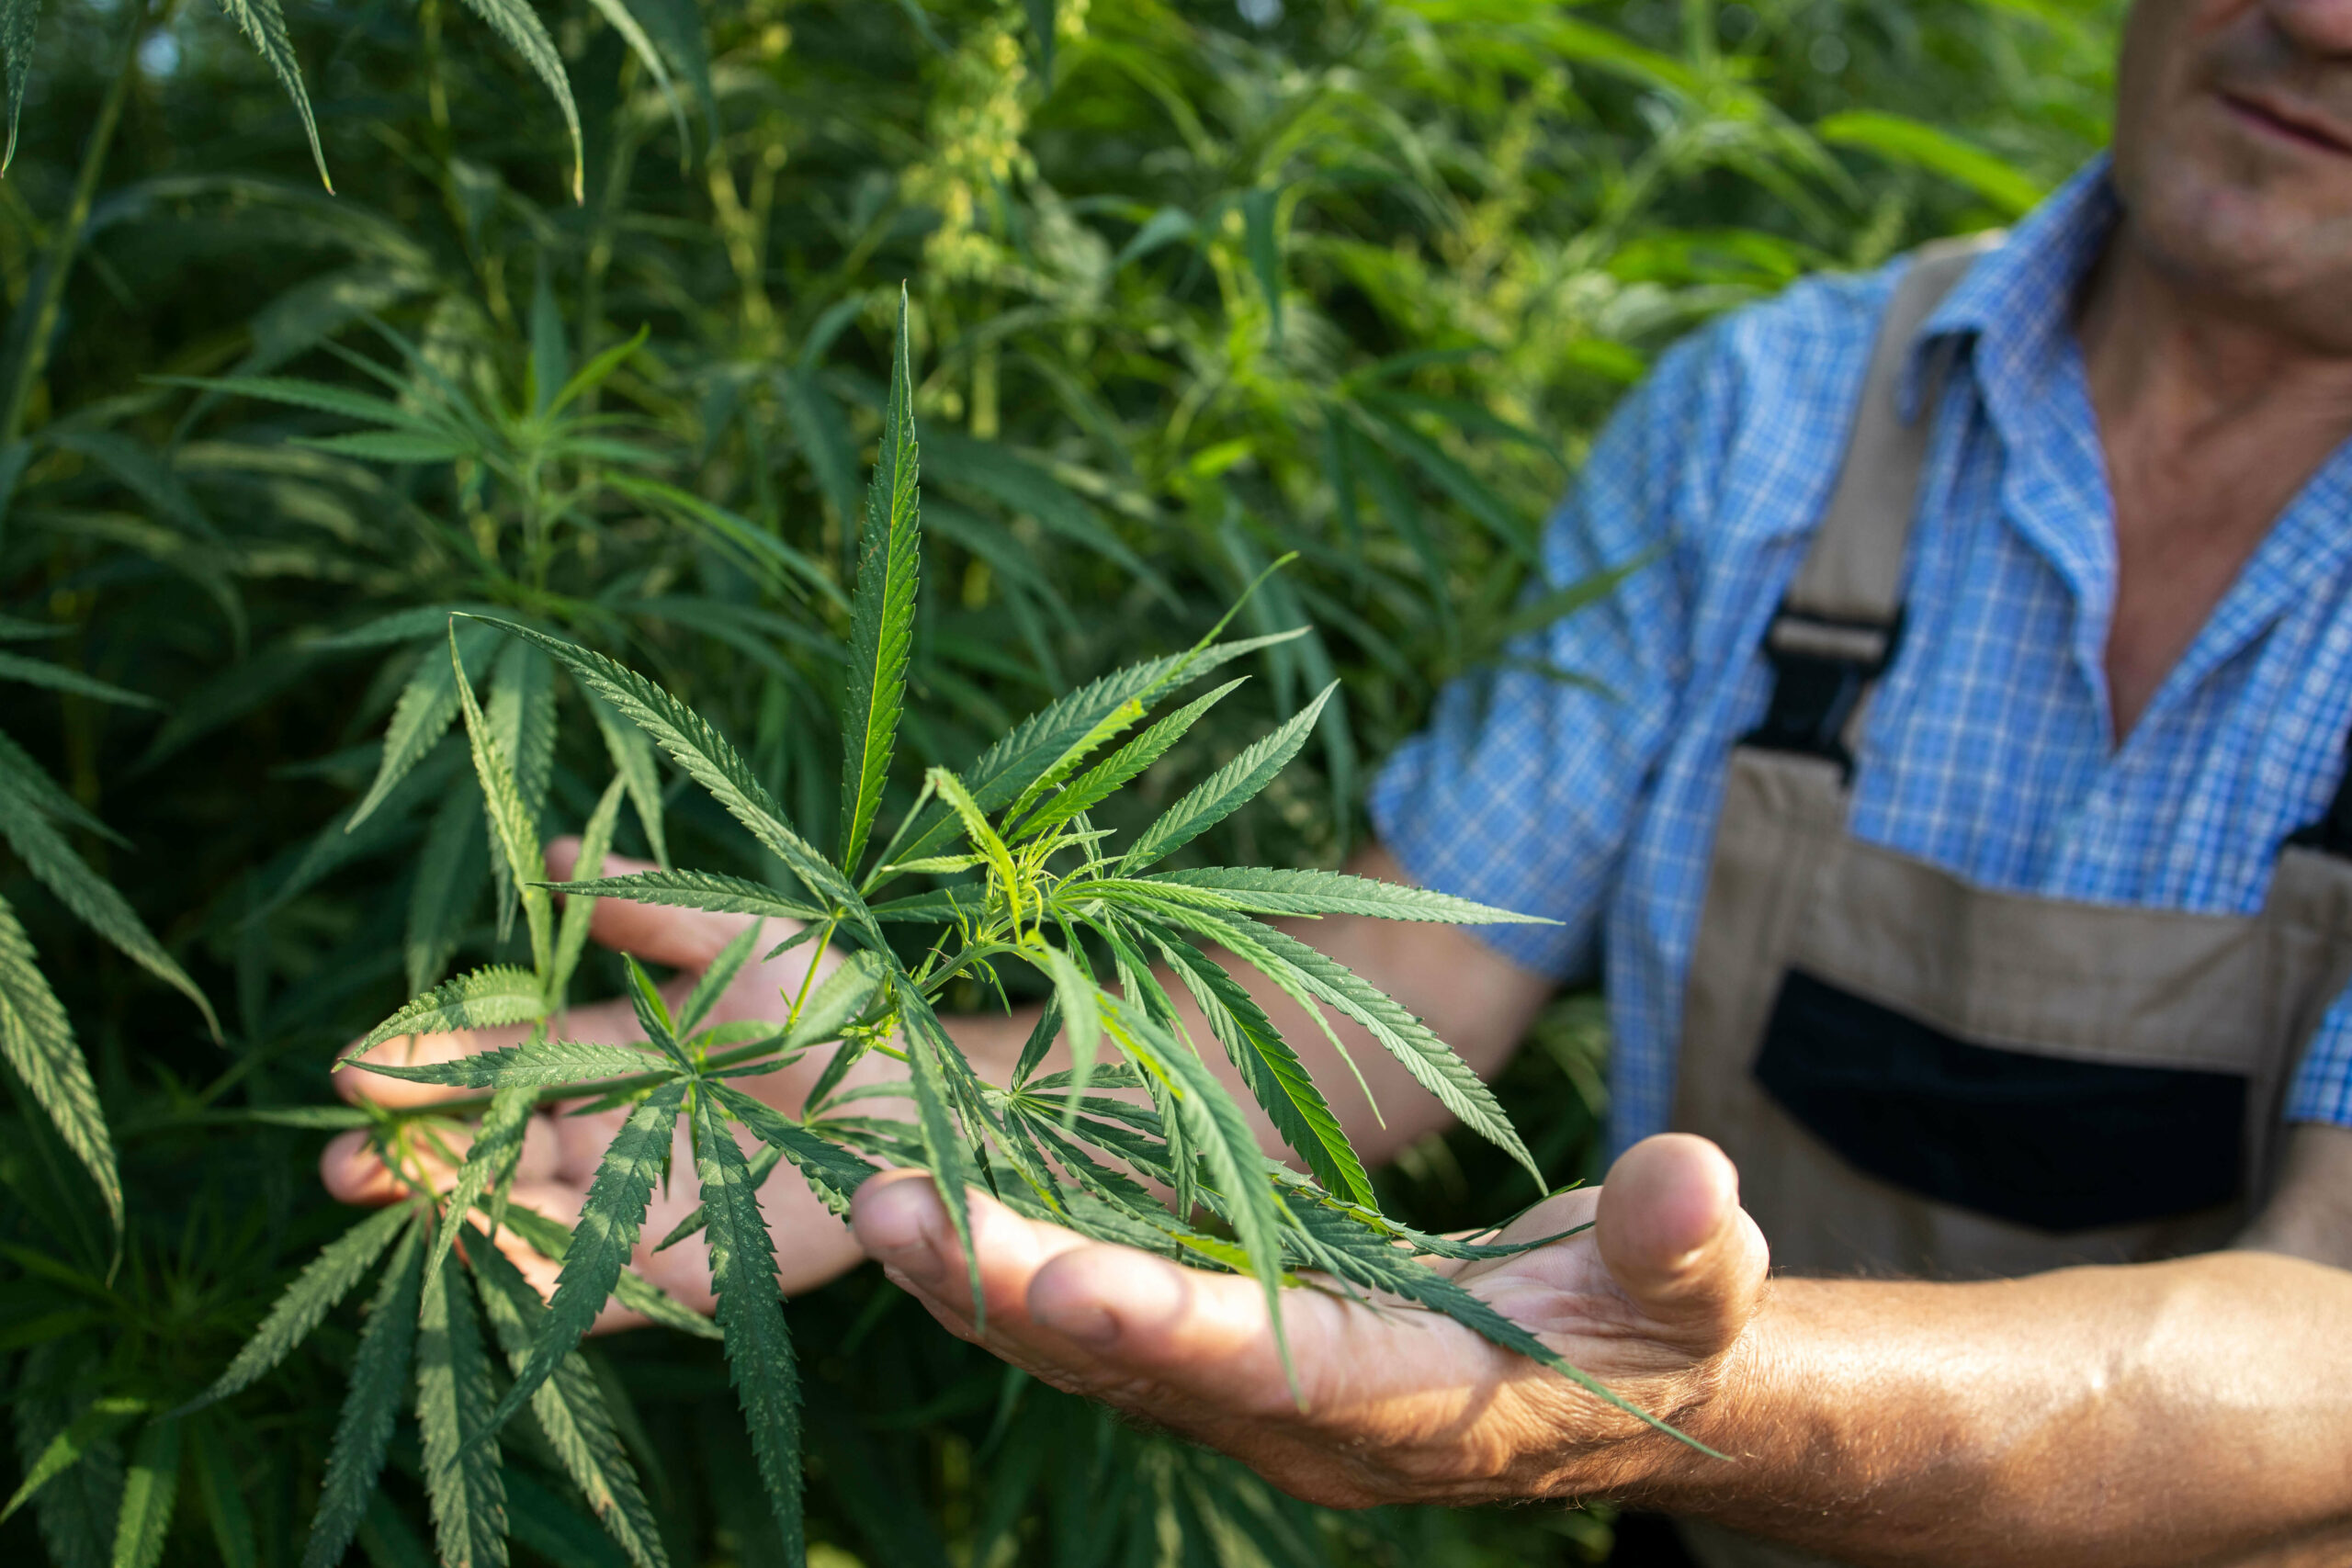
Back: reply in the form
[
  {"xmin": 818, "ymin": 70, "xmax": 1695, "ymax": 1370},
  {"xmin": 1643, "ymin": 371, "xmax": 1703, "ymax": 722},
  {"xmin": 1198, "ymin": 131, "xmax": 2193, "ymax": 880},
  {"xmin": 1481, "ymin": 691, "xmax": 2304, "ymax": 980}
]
[{"xmin": 1370, "ymin": 156, "xmax": 2352, "ymax": 1156}]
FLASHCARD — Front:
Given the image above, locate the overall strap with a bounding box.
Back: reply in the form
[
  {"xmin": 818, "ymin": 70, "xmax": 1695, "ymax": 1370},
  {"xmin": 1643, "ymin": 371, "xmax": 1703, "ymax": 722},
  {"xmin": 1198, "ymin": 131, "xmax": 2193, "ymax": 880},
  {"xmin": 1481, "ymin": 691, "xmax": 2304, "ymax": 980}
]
[{"xmin": 1742, "ymin": 233, "xmax": 2001, "ymax": 777}]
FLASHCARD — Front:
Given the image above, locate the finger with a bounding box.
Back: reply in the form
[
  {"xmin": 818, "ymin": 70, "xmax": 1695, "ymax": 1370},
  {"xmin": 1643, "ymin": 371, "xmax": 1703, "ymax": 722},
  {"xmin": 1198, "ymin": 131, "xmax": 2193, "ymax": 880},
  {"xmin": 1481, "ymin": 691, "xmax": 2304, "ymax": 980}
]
[
  {"xmin": 1594, "ymin": 1134, "xmax": 1770, "ymax": 1355},
  {"xmin": 544, "ymin": 837, "xmax": 757, "ymax": 971},
  {"xmin": 321, "ymin": 1130, "xmax": 411, "ymax": 1205},
  {"xmin": 336, "ymin": 1022, "xmax": 543, "ymax": 1108},
  {"xmin": 853, "ymin": 1173, "xmax": 1312, "ymax": 1419}
]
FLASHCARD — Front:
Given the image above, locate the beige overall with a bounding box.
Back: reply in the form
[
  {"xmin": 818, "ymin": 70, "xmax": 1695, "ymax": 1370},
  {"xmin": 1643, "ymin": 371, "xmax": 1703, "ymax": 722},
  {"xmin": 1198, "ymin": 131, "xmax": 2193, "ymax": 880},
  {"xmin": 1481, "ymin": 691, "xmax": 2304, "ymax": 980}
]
[{"xmin": 1664, "ymin": 242, "xmax": 2352, "ymax": 1568}]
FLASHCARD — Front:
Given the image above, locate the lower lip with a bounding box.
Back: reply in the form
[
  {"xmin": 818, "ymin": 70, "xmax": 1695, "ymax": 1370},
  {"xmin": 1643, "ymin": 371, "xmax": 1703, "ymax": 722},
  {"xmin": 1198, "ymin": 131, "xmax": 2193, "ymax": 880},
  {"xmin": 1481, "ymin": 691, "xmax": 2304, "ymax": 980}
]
[{"xmin": 2220, "ymin": 93, "xmax": 2352, "ymax": 156}]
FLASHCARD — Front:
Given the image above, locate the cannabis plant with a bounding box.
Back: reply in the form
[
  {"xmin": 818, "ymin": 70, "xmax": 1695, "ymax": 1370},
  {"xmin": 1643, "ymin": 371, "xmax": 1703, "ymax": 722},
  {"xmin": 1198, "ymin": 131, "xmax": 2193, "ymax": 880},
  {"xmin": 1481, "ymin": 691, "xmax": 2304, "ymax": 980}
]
[{"xmin": 167, "ymin": 296, "xmax": 1695, "ymax": 1568}]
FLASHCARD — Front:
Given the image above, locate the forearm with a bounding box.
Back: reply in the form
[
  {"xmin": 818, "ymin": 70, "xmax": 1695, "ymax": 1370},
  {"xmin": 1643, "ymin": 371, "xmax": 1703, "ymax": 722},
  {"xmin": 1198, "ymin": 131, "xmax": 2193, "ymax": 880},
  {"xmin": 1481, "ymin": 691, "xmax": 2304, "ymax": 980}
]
[{"xmin": 1645, "ymin": 1251, "xmax": 2352, "ymax": 1567}]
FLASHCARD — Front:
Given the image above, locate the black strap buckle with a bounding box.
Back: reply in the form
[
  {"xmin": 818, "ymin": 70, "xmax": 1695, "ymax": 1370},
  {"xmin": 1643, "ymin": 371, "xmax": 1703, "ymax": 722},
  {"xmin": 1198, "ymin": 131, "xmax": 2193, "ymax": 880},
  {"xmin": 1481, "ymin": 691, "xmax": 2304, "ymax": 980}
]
[{"xmin": 1736, "ymin": 604, "xmax": 1905, "ymax": 781}]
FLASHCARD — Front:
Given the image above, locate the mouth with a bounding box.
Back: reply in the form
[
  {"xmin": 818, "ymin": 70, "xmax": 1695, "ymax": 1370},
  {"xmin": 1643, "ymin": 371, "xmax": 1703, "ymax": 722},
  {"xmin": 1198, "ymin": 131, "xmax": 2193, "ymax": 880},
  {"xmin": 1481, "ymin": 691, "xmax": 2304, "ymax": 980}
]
[{"xmin": 2218, "ymin": 89, "xmax": 2352, "ymax": 157}]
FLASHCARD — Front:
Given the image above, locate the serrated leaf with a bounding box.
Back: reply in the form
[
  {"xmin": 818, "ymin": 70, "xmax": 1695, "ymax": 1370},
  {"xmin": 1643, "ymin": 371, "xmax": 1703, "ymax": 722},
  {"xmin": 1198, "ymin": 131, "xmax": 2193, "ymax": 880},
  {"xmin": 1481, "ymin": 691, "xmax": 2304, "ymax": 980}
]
[
  {"xmin": 882, "ymin": 629, "xmax": 1306, "ymax": 870},
  {"xmin": 405, "ymin": 778, "xmax": 490, "ymax": 996},
  {"xmin": 417, "ymin": 1238, "xmax": 507, "ymax": 1568},
  {"xmin": 551, "ymin": 775, "xmax": 629, "ymax": 1003},
  {"xmin": 0, "ymin": 651, "xmax": 161, "ymax": 709},
  {"xmin": 0, "ymin": 0, "xmax": 40, "ymax": 172},
  {"xmin": 355, "ymin": 1036, "xmax": 662, "ymax": 1090},
  {"xmin": 1, "ymin": 1396, "xmax": 142, "ymax": 1525},
  {"xmin": 651, "ymin": 1137, "xmax": 780, "ymax": 1251},
  {"xmin": 1146, "ymin": 867, "xmax": 1551, "ymax": 924},
  {"xmin": 453, "ymin": 0, "xmax": 585, "ymax": 198},
  {"xmin": 348, "ymin": 620, "xmax": 496, "ymax": 831},
  {"xmin": 355, "ymin": 965, "xmax": 546, "ymax": 1054},
  {"xmin": 454, "ymin": 626, "xmax": 550, "ymax": 970},
  {"xmin": 296, "ymin": 430, "xmax": 470, "ymax": 463},
  {"xmin": 838, "ymin": 288, "xmax": 922, "ymax": 877},
  {"xmin": 187, "ymin": 1416, "xmax": 258, "ymax": 1568},
  {"xmin": 179, "ymin": 1204, "xmax": 413, "ymax": 1415},
  {"xmin": 1011, "ymin": 679, "xmax": 1242, "ymax": 844},
  {"xmin": 690, "ymin": 1093, "xmax": 803, "ymax": 1560},
  {"xmin": 1151, "ymin": 934, "xmax": 1374, "ymax": 1206},
  {"xmin": 108, "ymin": 1416, "xmax": 179, "ymax": 1568},
  {"xmin": 0, "ymin": 728, "xmax": 124, "ymax": 846},
  {"xmin": 424, "ymin": 1083, "xmax": 536, "ymax": 1293},
  {"xmin": 492, "ymin": 1202, "xmax": 721, "ymax": 1342},
  {"xmin": 708, "ymin": 1083, "xmax": 878, "ymax": 1218},
  {"xmin": 1119, "ymin": 682, "xmax": 1335, "ymax": 873},
  {"xmin": 1029, "ymin": 945, "xmax": 1100, "ymax": 1115},
  {"xmin": 479, "ymin": 1081, "xmax": 686, "ymax": 1440},
  {"xmin": 468, "ymin": 1230, "xmax": 668, "ymax": 1568},
  {"xmin": 582, "ymin": 687, "xmax": 667, "ymax": 868},
  {"xmin": 676, "ymin": 919, "xmax": 760, "ymax": 1038},
  {"xmin": 477, "ymin": 620, "xmax": 865, "ymax": 931},
  {"xmin": 0, "ymin": 789, "xmax": 220, "ymax": 1038},
  {"xmin": 897, "ymin": 987, "xmax": 986, "ymax": 1322},
  {"xmin": 482, "ymin": 639, "xmax": 557, "ymax": 944},
  {"xmin": 1102, "ymin": 994, "xmax": 1295, "ymax": 1388},
  {"xmin": 216, "ymin": 0, "xmax": 332, "ymax": 188},
  {"xmin": 0, "ymin": 895, "xmax": 120, "ymax": 1232},
  {"xmin": 300, "ymin": 1217, "xmax": 425, "ymax": 1568},
  {"xmin": 545, "ymin": 869, "xmax": 822, "ymax": 923}
]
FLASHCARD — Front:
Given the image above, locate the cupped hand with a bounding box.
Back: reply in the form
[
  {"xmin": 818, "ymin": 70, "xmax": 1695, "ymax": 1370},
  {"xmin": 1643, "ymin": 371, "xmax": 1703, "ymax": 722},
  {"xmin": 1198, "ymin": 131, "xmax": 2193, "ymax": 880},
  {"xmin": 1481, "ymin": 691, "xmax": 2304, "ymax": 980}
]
[
  {"xmin": 849, "ymin": 1133, "xmax": 1770, "ymax": 1509},
  {"xmin": 322, "ymin": 836, "xmax": 876, "ymax": 1327}
]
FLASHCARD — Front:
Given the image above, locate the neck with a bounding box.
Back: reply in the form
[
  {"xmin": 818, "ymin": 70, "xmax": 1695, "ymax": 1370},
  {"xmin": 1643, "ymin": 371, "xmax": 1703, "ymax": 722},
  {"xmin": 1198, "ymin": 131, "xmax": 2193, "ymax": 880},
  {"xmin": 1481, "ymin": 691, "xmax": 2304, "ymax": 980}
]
[{"xmin": 2078, "ymin": 218, "xmax": 2352, "ymax": 443}]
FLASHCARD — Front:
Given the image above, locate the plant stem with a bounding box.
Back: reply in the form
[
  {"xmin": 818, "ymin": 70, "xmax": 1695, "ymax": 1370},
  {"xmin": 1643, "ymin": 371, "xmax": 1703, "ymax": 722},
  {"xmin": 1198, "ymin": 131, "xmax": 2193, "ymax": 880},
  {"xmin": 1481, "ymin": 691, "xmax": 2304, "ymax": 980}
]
[{"xmin": 0, "ymin": 0, "xmax": 156, "ymax": 444}]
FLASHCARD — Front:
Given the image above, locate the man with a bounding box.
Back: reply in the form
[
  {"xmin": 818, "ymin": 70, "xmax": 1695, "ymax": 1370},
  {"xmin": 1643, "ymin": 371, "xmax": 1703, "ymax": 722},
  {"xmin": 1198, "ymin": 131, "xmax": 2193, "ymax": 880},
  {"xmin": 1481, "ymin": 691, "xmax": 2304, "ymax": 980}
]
[{"xmin": 330, "ymin": 0, "xmax": 2352, "ymax": 1562}]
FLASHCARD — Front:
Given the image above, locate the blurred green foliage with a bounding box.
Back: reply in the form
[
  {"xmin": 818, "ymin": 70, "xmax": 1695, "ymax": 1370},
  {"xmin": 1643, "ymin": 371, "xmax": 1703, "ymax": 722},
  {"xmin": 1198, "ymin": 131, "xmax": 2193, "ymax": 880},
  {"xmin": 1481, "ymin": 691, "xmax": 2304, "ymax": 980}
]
[{"xmin": 0, "ymin": 0, "xmax": 2114, "ymax": 1562}]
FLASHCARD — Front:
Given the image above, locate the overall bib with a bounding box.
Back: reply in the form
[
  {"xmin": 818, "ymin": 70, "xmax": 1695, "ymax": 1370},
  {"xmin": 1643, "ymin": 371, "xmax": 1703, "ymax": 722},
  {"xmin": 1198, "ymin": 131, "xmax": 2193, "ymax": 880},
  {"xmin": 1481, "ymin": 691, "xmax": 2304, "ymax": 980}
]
[{"xmin": 1664, "ymin": 242, "xmax": 2352, "ymax": 1568}]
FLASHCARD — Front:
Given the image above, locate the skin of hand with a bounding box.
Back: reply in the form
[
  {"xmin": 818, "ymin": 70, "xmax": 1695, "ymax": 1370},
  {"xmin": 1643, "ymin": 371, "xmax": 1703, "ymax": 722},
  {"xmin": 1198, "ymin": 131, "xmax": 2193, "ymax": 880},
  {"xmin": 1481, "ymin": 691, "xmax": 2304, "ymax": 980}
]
[{"xmin": 322, "ymin": 836, "xmax": 882, "ymax": 1324}]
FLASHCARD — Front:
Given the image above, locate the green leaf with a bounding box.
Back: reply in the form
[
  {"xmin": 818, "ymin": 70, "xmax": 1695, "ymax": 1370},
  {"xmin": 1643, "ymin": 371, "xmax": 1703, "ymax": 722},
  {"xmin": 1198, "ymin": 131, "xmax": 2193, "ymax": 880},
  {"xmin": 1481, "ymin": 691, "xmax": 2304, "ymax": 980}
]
[
  {"xmin": 479, "ymin": 1081, "xmax": 687, "ymax": 1439},
  {"xmin": 551, "ymin": 775, "xmax": 629, "ymax": 1004},
  {"xmin": 107, "ymin": 1416, "xmax": 180, "ymax": 1568},
  {"xmin": 583, "ymin": 686, "xmax": 668, "ymax": 869},
  {"xmin": 494, "ymin": 1202, "xmax": 721, "ymax": 1343},
  {"xmin": 0, "ymin": 783, "xmax": 219, "ymax": 1038},
  {"xmin": 881, "ymin": 629, "xmax": 1305, "ymax": 870},
  {"xmin": 1815, "ymin": 110, "xmax": 2044, "ymax": 217},
  {"xmin": 1010, "ymin": 679, "xmax": 1241, "ymax": 843},
  {"xmin": 354, "ymin": 1035, "xmax": 662, "ymax": 1089},
  {"xmin": 417, "ymin": 1236, "xmax": 507, "ymax": 1568},
  {"xmin": 1242, "ymin": 186, "xmax": 1284, "ymax": 347},
  {"xmin": 178, "ymin": 1204, "xmax": 413, "ymax": 1415},
  {"xmin": 478, "ymin": 621, "xmax": 865, "ymax": 930},
  {"xmin": 708, "ymin": 1084, "xmax": 879, "ymax": 1218},
  {"xmin": 1118, "ymin": 682, "xmax": 1335, "ymax": 873},
  {"xmin": 0, "ymin": 895, "xmax": 119, "ymax": 1232},
  {"xmin": 690, "ymin": 1093, "xmax": 803, "ymax": 1562},
  {"xmin": 451, "ymin": 0, "xmax": 585, "ymax": 200},
  {"xmin": 355, "ymin": 965, "xmax": 546, "ymax": 1054},
  {"xmin": 482, "ymin": 639, "xmax": 557, "ymax": 945},
  {"xmin": 0, "ymin": 0, "xmax": 40, "ymax": 172},
  {"xmin": 1029, "ymin": 945, "xmax": 1100, "ymax": 1114},
  {"xmin": 1145, "ymin": 868, "xmax": 1551, "ymax": 924},
  {"xmin": 1, "ymin": 1396, "xmax": 143, "ymax": 1525},
  {"xmin": 300, "ymin": 1217, "xmax": 426, "ymax": 1568},
  {"xmin": 838, "ymin": 287, "xmax": 922, "ymax": 878},
  {"xmin": 187, "ymin": 1416, "xmax": 259, "ymax": 1568},
  {"xmin": 0, "ymin": 650, "xmax": 160, "ymax": 709},
  {"xmin": 424, "ymin": 1083, "xmax": 537, "ymax": 1293},
  {"xmin": 652, "ymin": 1140, "xmax": 780, "ymax": 1251},
  {"xmin": 1102, "ymin": 994, "xmax": 1295, "ymax": 1387},
  {"xmin": 454, "ymin": 626, "xmax": 550, "ymax": 971},
  {"xmin": 898, "ymin": 987, "xmax": 986, "ymax": 1323},
  {"xmin": 545, "ymin": 869, "xmax": 822, "ymax": 924},
  {"xmin": 216, "ymin": 0, "xmax": 332, "ymax": 188},
  {"xmin": 468, "ymin": 1231, "xmax": 669, "ymax": 1568},
  {"xmin": 404, "ymin": 779, "xmax": 490, "ymax": 997},
  {"xmin": 1151, "ymin": 934, "xmax": 1374, "ymax": 1207},
  {"xmin": 348, "ymin": 620, "xmax": 496, "ymax": 831},
  {"xmin": 677, "ymin": 920, "xmax": 761, "ymax": 1038},
  {"xmin": 0, "ymin": 727, "xmax": 125, "ymax": 846},
  {"xmin": 780, "ymin": 948, "xmax": 888, "ymax": 1052}
]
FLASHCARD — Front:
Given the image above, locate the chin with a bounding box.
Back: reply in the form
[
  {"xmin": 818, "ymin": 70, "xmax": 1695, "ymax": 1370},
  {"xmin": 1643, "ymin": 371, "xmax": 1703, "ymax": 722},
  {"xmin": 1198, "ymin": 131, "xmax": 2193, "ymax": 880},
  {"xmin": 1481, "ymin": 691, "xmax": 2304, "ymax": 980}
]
[{"xmin": 2122, "ymin": 152, "xmax": 2352, "ymax": 324}]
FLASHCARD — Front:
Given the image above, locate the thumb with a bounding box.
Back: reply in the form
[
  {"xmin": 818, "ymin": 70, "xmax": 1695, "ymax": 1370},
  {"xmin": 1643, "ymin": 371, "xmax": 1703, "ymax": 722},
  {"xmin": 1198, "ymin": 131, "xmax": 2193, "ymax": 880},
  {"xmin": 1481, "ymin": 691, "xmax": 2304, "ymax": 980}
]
[{"xmin": 1595, "ymin": 1134, "xmax": 1770, "ymax": 1358}]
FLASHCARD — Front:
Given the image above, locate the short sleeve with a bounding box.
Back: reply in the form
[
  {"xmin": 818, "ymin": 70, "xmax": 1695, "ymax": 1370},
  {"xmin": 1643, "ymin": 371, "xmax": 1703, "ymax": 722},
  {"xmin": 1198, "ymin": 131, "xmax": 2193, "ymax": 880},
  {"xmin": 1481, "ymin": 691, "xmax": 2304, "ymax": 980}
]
[
  {"xmin": 2287, "ymin": 983, "xmax": 2352, "ymax": 1128},
  {"xmin": 1367, "ymin": 329, "xmax": 1727, "ymax": 981}
]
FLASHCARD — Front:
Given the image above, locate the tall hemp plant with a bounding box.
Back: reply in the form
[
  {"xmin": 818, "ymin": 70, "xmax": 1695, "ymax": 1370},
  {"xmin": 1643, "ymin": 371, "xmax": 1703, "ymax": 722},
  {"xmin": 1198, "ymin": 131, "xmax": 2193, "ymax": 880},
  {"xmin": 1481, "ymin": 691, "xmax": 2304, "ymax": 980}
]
[{"xmin": 175, "ymin": 295, "xmax": 1707, "ymax": 1568}]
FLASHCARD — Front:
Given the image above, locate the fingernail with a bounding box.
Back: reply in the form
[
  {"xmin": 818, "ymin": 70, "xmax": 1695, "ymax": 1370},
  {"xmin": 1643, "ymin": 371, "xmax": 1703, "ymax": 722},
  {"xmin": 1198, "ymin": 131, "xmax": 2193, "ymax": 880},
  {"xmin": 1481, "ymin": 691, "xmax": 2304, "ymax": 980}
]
[{"xmin": 1033, "ymin": 1297, "xmax": 1118, "ymax": 1347}]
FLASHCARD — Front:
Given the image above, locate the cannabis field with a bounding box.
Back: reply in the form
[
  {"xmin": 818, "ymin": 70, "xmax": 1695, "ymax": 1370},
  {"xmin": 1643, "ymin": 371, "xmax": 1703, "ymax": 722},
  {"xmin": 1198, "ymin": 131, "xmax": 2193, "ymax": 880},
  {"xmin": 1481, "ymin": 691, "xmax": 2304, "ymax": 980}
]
[{"xmin": 0, "ymin": 1, "xmax": 2110, "ymax": 1564}]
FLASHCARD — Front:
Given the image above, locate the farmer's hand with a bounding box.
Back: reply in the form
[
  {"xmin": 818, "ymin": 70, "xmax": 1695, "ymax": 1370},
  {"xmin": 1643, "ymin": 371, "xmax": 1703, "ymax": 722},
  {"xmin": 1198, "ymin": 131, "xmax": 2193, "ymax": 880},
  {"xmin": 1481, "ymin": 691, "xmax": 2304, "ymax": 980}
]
[
  {"xmin": 322, "ymin": 837, "xmax": 884, "ymax": 1327},
  {"xmin": 850, "ymin": 1133, "xmax": 1769, "ymax": 1508}
]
